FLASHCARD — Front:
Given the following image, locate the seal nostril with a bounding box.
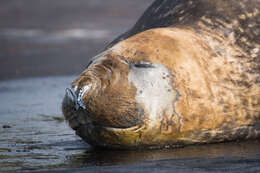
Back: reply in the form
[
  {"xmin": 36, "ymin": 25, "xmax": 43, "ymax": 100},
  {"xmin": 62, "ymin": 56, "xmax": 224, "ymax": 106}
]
[
  {"xmin": 77, "ymin": 85, "xmax": 91, "ymax": 110},
  {"xmin": 65, "ymin": 88, "xmax": 79, "ymax": 110},
  {"xmin": 65, "ymin": 88, "xmax": 76, "ymax": 101}
]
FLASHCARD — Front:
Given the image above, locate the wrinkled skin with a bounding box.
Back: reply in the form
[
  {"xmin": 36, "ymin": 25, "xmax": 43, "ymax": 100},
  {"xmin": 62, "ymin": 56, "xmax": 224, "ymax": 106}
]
[{"xmin": 62, "ymin": 0, "xmax": 260, "ymax": 149}]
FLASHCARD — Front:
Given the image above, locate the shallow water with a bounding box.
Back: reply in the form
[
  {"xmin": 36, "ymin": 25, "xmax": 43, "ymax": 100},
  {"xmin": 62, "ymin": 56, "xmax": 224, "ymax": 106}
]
[{"xmin": 0, "ymin": 76, "xmax": 259, "ymax": 172}]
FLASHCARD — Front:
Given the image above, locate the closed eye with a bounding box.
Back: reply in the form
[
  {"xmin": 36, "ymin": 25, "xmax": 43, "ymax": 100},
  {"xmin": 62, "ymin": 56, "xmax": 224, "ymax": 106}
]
[
  {"xmin": 117, "ymin": 56, "xmax": 154, "ymax": 68},
  {"xmin": 133, "ymin": 62, "xmax": 154, "ymax": 68}
]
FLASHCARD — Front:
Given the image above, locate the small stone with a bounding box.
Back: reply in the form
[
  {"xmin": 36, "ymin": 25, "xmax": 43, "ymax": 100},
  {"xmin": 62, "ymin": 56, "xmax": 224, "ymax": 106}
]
[
  {"xmin": 239, "ymin": 14, "xmax": 246, "ymax": 20},
  {"xmin": 2, "ymin": 125, "xmax": 11, "ymax": 128}
]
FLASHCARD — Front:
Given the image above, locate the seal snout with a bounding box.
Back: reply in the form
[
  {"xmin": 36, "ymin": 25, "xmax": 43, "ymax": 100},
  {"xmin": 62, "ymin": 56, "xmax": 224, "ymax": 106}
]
[
  {"xmin": 64, "ymin": 84, "xmax": 92, "ymax": 111},
  {"xmin": 62, "ymin": 86, "xmax": 91, "ymax": 131},
  {"xmin": 64, "ymin": 87, "xmax": 79, "ymax": 110}
]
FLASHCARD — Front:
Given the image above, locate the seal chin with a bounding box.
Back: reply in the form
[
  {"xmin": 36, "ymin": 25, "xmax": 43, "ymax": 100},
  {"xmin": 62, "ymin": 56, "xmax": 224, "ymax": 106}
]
[{"xmin": 75, "ymin": 122, "xmax": 147, "ymax": 149}]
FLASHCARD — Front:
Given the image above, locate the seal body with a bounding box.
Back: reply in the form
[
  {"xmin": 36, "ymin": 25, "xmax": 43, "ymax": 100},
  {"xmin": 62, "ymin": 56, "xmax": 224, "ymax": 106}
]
[{"xmin": 62, "ymin": 0, "xmax": 260, "ymax": 149}]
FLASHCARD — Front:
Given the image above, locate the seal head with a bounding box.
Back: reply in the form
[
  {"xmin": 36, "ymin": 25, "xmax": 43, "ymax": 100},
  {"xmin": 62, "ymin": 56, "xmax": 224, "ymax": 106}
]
[{"xmin": 62, "ymin": 39, "xmax": 183, "ymax": 148}]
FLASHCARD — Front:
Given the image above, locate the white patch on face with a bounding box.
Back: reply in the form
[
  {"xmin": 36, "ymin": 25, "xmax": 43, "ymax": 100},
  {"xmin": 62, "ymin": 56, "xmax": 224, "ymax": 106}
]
[
  {"xmin": 128, "ymin": 63, "xmax": 180, "ymax": 128},
  {"xmin": 77, "ymin": 85, "xmax": 91, "ymax": 109}
]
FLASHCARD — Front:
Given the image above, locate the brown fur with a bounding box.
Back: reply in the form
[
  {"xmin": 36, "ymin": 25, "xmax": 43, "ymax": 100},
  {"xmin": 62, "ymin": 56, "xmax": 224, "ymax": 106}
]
[{"xmin": 110, "ymin": 27, "xmax": 260, "ymax": 134}]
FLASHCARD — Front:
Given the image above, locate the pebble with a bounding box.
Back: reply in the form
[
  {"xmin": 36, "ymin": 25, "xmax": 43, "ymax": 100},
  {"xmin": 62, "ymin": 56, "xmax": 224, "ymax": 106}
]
[{"xmin": 2, "ymin": 125, "xmax": 12, "ymax": 128}]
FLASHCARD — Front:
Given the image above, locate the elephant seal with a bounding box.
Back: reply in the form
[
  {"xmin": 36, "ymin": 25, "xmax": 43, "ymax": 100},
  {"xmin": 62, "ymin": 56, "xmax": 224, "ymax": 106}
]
[{"xmin": 62, "ymin": 0, "xmax": 260, "ymax": 149}]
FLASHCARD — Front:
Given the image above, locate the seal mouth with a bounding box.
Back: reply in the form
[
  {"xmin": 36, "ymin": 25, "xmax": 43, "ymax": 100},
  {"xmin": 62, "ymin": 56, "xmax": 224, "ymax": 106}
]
[
  {"xmin": 75, "ymin": 121, "xmax": 146, "ymax": 149},
  {"xmin": 101, "ymin": 124, "xmax": 145, "ymax": 132}
]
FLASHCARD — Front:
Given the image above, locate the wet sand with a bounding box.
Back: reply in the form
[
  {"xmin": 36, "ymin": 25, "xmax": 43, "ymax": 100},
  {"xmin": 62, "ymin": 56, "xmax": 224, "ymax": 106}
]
[{"xmin": 1, "ymin": 1, "xmax": 260, "ymax": 173}]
